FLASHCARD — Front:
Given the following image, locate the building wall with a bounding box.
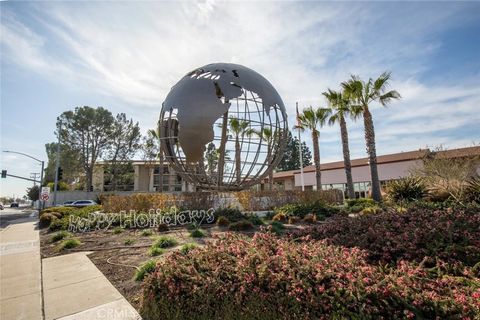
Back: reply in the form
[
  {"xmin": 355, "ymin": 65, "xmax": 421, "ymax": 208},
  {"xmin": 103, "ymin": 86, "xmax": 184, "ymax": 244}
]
[
  {"xmin": 294, "ymin": 159, "xmax": 423, "ymax": 187},
  {"xmin": 136, "ymin": 165, "xmax": 152, "ymax": 191}
]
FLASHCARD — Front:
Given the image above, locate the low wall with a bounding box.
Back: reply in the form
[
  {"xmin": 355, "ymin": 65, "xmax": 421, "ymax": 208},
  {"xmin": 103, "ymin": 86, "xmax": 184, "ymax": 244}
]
[{"xmin": 99, "ymin": 189, "xmax": 344, "ymax": 213}]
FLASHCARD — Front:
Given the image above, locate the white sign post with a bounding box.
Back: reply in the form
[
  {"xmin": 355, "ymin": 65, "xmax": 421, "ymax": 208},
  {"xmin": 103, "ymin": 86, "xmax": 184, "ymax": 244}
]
[{"xmin": 40, "ymin": 187, "xmax": 50, "ymax": 202}]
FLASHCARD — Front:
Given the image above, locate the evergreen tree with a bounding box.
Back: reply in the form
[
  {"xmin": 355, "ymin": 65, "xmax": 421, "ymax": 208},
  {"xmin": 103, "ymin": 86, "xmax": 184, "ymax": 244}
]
[{"xmin": 277, "ymin": 131, "xmax": 312, "ymax": 171}]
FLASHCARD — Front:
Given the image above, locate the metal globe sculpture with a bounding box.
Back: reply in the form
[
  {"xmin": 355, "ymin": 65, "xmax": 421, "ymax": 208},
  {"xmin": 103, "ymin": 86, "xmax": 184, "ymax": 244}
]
[{"xmin": 160, "ymin": 63, "xmax": 288, "ymax": 191}]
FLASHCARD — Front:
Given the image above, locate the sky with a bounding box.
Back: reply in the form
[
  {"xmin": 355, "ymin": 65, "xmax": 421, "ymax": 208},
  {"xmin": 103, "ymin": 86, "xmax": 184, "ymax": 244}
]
[{"xmin": 1, "ymin": 1, "xmax": 479, "ymax": 198}]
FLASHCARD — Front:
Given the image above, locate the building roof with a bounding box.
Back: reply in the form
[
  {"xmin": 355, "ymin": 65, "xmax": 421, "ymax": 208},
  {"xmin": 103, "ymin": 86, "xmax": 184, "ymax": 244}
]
[{"xmin": 273, "ymin": 146, "xmax": 480, "ymax": 178}]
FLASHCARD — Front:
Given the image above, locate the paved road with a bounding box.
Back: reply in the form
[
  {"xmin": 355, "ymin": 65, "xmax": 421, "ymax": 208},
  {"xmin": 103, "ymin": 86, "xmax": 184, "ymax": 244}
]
[{"xmin": 0, "ymin": 207, "xmax": 37, "ymax": 229}]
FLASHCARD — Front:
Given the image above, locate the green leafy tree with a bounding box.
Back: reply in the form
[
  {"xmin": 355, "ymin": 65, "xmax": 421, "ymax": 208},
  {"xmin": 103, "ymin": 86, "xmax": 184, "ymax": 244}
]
[
  {"xmin": 342, "ymin": 72, "xmax": 401, "ymax": 201},
  {"xmin": 105, "ymin": 113, "xmax": 141, "ymax": 191},
  {"xmin": 58, "ymin": 106, "xmax": 115, "ymax": 191},
  {"xmin": 44, "ymin": 142, "xmax": 82, "ymax": 186},
  {"xmin": 295, "ymin": 107, "xmax": 332, "ymax": 189},
  {"xmin": 277, "ymin": 131, "xmax": 312, "ymax": 171},
  {"xmin": 323, "ymin": 89, "xmax": 357, "ymax": 199},
  {"xmin": 26, "ymin": 185, "xmax": 39, "ymax": 201}
]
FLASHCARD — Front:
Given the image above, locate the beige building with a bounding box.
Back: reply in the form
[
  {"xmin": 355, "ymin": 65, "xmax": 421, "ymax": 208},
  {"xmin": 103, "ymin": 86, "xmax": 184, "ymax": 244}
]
[
  {"xmin": 92, "ymin": 146, "xmax": 479, "ymax": 197},
  {"xmin": 266, "ymin": 146, "xmax": 480, "ymax": 198}
]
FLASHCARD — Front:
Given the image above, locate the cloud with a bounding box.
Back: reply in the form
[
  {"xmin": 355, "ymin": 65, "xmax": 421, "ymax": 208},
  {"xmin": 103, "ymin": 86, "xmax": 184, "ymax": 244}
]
[{"xmin": 1, "ymin": 1, "xmax": 479, "ymax": 192}]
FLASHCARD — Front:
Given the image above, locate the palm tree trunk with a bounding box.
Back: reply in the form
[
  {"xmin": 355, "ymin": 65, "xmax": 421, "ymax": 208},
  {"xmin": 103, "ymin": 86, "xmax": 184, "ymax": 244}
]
[
  {"xmin": 363, "ymin": 107, "xmax": 382, "ymax": 201},
  {"xmin": 235, "ymin": 136, "xmax": 241, "ymax": 185},
  {"xmin": 312, "ymin": 131, "xmax": 322, "ymax": 190},
  {"xmin": 267, "ymin": 146, "xmax": 273, "ymax": 190},
  {"xmin": 217, "ymin": 110, "xmax": 229, "ymax": 186},
  {"xmin": 159, "ymin": 134, "xmax": 164, "ymax": 193},
  {"xmin": 340, "ymin": 116, "xmax": 355, "ymax": 199}
]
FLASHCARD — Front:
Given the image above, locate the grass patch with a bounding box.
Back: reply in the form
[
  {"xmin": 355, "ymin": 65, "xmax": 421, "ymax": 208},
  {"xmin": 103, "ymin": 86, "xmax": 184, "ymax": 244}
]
[
  {"xmin": 180, "ymin": 243, "xmax": 198, "ymax": 254},
  {"xmin": 141, "ymin": 229, "xmax": 153, "ymax": 237},
  {"xmin": 190, "ymin": 229, "xmax": 206, "ymax": 238},
  {"xmin": 113, "ymin": 227, "xmax": 123, "ymax": 234},
  {"xmin": 134, "ymin": 259, "xmax": 157, "ymax": 281},
  {"xmin": 57, "ymin": 238, "xmax": 81, "ymax": 251},
  {"xmin": 148, "ymin": 247, "xmax": 165, "ymax": 257},
  {"xmin": 153, "ymin": 236, "xmax": 178, "ymax": 249},
  {"xmin": 124, "ymin": 238, "xmax": 135, "ymax": 245},
  {"xmin": 51, "ymin": 231, "xmax": 71, "ymax": 243}
]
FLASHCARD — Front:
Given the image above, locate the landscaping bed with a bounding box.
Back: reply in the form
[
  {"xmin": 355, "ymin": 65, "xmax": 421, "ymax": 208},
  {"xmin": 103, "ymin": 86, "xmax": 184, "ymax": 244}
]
[{"xmin": 38, "ymin": 206, "xmax": 305, "ymax": 311}]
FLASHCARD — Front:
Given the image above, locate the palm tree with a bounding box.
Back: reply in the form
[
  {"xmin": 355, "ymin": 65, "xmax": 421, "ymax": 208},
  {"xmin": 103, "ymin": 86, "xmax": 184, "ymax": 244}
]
[
  {"xmin": 255, "ymin": 127, "xmax": 275, "ymax": 190},
  {"xmin": 296, "ymin": 107, "xmax": 332, "ymax": 190},
  {"xmin": 146, "ymin": 126, "xmax": 164, "ymax": 192},
  {"xmin": 229, "ymin": 118, "xmax": 255, "ymax": 185},
  {"xmin": 323, "ymin": 89, "xmax": 356, "ymax": 199},
  {"xmin": 341, "ymin": 72, "xmax": 401, "ymax": 201}
]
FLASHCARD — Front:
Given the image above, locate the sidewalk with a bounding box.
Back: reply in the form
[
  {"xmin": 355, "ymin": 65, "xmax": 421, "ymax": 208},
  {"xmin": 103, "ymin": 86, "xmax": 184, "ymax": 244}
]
[
  {"xmin": 0, "ymin": 216, "xmax": 43, "ymax": 320},
  {"xmin": 1, "ymin": 215, "xmax": 141, "ymax": 320},
  {"xmin": 42, "ymin": 252, "xmax": 140, "ymax": 320}
]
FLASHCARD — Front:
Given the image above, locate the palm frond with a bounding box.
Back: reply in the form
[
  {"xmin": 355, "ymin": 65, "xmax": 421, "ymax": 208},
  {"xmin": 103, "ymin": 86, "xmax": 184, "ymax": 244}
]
[{"xmin": 379, "ymin": 90, "xmax": 401, "ymax": 106}]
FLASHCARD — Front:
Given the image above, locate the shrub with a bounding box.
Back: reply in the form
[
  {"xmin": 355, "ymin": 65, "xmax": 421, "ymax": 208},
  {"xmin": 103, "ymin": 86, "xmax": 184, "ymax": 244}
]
[
  {"xmin": 180, "ymin": 243, "xmax": 198, "ymax": 255},
  {"xmin": 271, "ymin": 212, "xmax": 287, "ymax": 222},
  {"xmin": 216, "ymin": 216, "xmax": 230, "ymax": 227},
  {"xmin": 58, "ymin": 238, "xmax": 81, "ymax": 250},
  {"xmin": 51, "ymin": 231, "xmax": 71, "ymax": 243},
  {"xmin": 228, "ymin": 220, "xmax": 254, "ymax": 231},
  {"xmin": 274, "ymin": 201, "xmax": 339, "ymax": 219},
  {"xmin": 302, "ymin": 213, "xmax": 316, "ymax": 224},
  {"xmin": 157, "ymin": 223, "xmax": 169, "ymax": 232},
  {"xmin": 134, "ymin": 259, "xmax": 157, "ymax": 281},
  {"xmin": 360, "ymin": 205, "xmax": 382, "ymax": 215},
  {"xmin": 140, "ymin": 233, "xmax": 480, "ymax": 319},
  {"xmin": 40, "ymin": 206, "xmax": 75, "ymax": 216},
  {"xmin": 153, "ymin": 236, "xmax": 178, "ymax": 249},
  {"xmin": 190, "ymin": 229, "xmax": 206, "ymax": 238},
  {"xmin": 141, "ymin": 229, "xmax": 153, "ymax": 237},
  {"xmin": 48, "ymin": 216, "xmax": 70, "ymax": 231},
  {"xmin": 124, "ymin": 238, "xmax": 135, "ymax": 245},
  {"xmin": 246, "ymin": 214, "xmax": 264, "ymax": 226},
  {"xmin": 292, "ymin": 208, "xmax": 480, "ymax": 266},
  {"xmin": 346, "ymin": 198, "xmax": 376, "ymax": 208},
  {"xmin": 386, "ymin": 176, "xmax": 426, "ymax": 202},
  {"xmin": 214, "ymin": 208, "xmax": 245, "ymax": 223},
  {"xmin": 269, "ymin": 221, "xmax": 284, "ymax": 235},
  {"xmin": 148, "ymin": 247, "xmax": 165, "ymax": 257},
  {"xmin": 113, "ymin": 227, "xmax": 123, "ymax": 234},
  {"xmin": 464, "ymin": 177, "xmax": 480, "ymax": 204},
  {"xmin": 40, "ymin": 213, "xmax": 57, "ymax": 228},
  {"xmin": 287, "ymin": 216, "xmax": 300, "ymax": 224}
]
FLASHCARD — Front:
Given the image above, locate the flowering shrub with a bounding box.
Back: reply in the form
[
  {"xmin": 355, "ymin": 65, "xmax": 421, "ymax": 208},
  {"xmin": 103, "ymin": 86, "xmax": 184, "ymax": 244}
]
[
  {"xmin": 140, "ymin": 233, "xmax": 480, "ymax": 319},
  {"xmin": 292, "ymin": 208, "xmax": 480, "ymax": 266}
]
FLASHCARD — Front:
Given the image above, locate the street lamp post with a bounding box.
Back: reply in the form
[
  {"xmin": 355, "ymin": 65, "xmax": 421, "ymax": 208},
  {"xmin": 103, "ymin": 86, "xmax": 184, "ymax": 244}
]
[{"xmin": 3, "ymin": 150, "xmax": 45, "ymax": 209}]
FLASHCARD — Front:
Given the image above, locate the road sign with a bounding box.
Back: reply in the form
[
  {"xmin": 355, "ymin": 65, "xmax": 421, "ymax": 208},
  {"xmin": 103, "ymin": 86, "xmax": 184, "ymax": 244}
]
[{"xmin": 40, "ymin": 187, "xmax": 50, "ymax": 201}]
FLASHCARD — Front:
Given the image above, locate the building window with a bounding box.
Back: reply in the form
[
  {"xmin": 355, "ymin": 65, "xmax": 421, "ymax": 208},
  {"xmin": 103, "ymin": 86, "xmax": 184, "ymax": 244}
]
[{"xmin": 153, "ymin": 165, "xmax": 183, "ymax": 192}]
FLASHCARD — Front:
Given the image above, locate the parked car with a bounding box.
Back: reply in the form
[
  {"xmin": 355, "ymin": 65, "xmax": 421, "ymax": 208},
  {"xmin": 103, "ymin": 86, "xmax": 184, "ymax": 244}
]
[
  {"xmin": 63, "ymin": 201, "xmax": 75, "ymax": 206},
  {"xmin": 10, "ymin": 202, "xmax": 19, "ymax": 208},
  {"xmin": 70, "ymin": 200, "xmax": 97, "ymax": 208}
]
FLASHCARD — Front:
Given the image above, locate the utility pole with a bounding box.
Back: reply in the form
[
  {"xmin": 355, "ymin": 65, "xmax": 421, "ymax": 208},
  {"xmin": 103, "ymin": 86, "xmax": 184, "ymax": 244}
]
[{"xmin": 53, "ymin": 121, "xmax": 62, "ymax": 206}]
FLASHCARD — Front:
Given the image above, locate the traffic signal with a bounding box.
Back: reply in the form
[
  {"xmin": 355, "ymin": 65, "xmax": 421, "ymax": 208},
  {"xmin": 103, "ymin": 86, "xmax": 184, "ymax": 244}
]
[
  {"xmin": 1, "ymin": 170, "xmax": 6, "ymax": 178},
  {"xmin": 57, "ymin": 167, "xmax": 63, "ymax": 181},
  {"xmin": 89, "ymin": 185, "xmax": 94, "ymax": 192}
]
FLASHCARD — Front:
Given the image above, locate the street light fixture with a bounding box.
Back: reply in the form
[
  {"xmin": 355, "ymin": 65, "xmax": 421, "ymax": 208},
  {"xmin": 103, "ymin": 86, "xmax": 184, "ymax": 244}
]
[{"xmin": 3, "ymin": 150, "xmax": 45, "ymax": 208}]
